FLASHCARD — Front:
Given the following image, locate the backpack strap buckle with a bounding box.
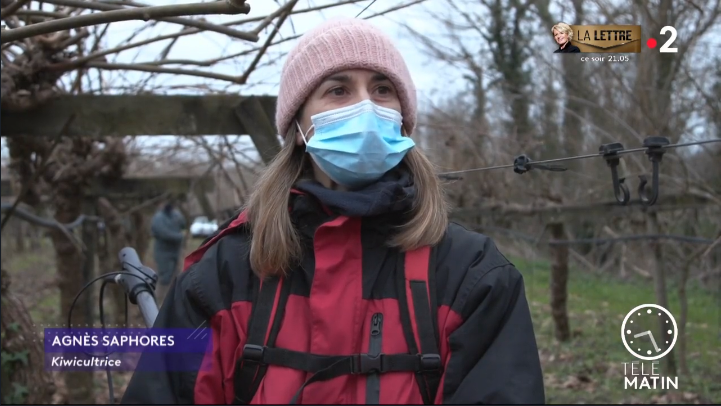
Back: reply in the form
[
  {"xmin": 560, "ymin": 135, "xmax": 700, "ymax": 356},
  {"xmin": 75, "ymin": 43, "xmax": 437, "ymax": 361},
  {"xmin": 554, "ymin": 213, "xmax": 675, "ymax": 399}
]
[
  {"xmin": 419, "ymin": 354, "xmax": 441, "ymax": 372},
  {"xmin": 242, "ymin": 344, "xmax": 265, "ymax": 364},
  {"xmin": 352, "ymin": 353, "xmax": 384, "ymax": 374}
]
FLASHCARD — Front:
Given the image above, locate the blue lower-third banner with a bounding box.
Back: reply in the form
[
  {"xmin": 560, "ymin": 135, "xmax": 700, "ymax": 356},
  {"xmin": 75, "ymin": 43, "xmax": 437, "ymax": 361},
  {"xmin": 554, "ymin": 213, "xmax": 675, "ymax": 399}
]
[
  {"xmin": 44, "ymin": 328, "xmax": 213, "ymax": 372},
  {"xmin": 44, "ymin": 351, "xmax": 212, "ymax": 372}
]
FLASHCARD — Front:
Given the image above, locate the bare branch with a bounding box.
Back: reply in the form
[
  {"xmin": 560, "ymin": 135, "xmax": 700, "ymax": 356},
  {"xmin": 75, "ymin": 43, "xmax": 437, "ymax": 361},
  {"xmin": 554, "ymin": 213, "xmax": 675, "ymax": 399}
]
[
  {"xmin": 48, "ymin": 0, "xmax": 375, "ymax": 71},
  {"xmin": 116, "ymin": 32, "xmax": 304, "ymax": 69},
  {"xmin": 85, "ymin": 61, "xmax": 242, "ymax": 84},
  {"xmin": 0, "ymin": 202, "xmax": 90, "ymax": 253},
  {"xmin": 0, "ymin": 202, "xmax": 97, "ymax": 231},
  {"xmin": 0, "ymin": 0, "xmax": 31, "ymax": 19},
  {"xmin": 42, "ymin": 0, "xmax": 260, "ymax": 42},
  {"xmin": 239, "ymin": 0, "xmax": 298, "ymax": 84},
  {"xmin": 14, "ymin": 9, "xmax": 69, "ymax": 20},
  {"xmin": 1, "ymin": 0, "xmax": 252, "ymax": 44},
  {"xmin": 363, "ymin": 0, "xmax": 427, "ymax": 18},
  {"xmin": 250, "ymin": 0, "xmax": 296, "ymax": 36}
]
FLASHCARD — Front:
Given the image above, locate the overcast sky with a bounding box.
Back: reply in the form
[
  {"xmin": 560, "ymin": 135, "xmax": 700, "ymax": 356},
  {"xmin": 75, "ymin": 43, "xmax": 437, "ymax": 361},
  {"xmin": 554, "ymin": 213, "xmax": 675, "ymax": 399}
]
[
  {"xmin": 96, "ymin": 0, "xmax": 457, "ymax": 101},
  {"xmin": 1, "ymin": 0, "xmax": 465, "ymax": 160},
  {"xmin": 3, "ymin": 0, "xmax": 715, "ymax": 161}
]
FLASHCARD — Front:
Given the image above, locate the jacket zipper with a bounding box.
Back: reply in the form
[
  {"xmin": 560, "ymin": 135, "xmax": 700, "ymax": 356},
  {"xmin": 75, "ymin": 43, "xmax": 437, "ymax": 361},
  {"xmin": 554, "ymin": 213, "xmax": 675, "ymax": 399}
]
[{"xmin": 366, "ymin": 313, "xmax": 383, "ymax": 404}]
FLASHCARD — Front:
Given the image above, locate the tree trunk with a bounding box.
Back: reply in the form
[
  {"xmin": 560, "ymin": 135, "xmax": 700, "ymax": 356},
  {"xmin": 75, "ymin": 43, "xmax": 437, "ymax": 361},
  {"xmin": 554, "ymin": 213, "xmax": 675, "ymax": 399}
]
[
  {"xmin": 97, "ymin": 198, "xmax": 145, "ymax": 327},
  {"xmin": 677, "ymin": 258, "xmax": 691, "ymax": 376},
  {"xmin": 29, "ymin": 226, "xmax": 41, "ymax": 251},
  {"xmin": 549, "ymin": 222, "xmax": 571, "ymax": 342},
  {"xmin": 0, "ymin": 269, "xmax": 56, "ymax": 404},
  {"xmin": 646, "ymin": 212, "xmax": 677, "ymax": 375},
  {"xmin": 130, "ymin": 211, "xmax": 150, "ymax": 266},
  {"xmin": 49, "ymin": 200, "xmax": 96, "ymax": 403},
  {"xmin": 15, "ymin": 220, "xmax": 26, "ymax": 253}
]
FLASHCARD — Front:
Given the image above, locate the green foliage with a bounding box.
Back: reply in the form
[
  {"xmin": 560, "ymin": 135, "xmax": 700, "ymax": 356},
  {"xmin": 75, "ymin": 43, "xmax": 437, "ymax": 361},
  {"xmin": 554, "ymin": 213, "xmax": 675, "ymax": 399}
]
[
  {"xmin": 1, "ymin": 350, "xmax": 29, "ymax": 368},
  {"xmin": 3, "ymin": 382, "xmax": 29, "ymax": 405},
  {"xmin": 512, "ymin": 256, "xmax": 720, "ymax": 404},
  {"xmin": 1, "ymin": 323, "xmax": 30, "ymax": 404}
]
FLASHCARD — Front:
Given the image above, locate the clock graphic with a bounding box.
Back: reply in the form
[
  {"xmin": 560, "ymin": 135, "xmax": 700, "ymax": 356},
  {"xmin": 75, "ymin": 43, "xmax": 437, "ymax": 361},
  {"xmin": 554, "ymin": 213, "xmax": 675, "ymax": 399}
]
[{"xmin": 621, "ymin": 304, "xmax": 678, "ymax": 361}]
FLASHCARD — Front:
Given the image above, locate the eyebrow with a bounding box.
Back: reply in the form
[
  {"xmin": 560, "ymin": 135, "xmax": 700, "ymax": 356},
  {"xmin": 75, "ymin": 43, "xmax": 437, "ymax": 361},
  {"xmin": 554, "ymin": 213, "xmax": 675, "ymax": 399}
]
[
  {"xmin": 321, "ymin": 73, "xmax": 391, "ymax": 85},
  {"xmin": 322, "ymin": 74, "xmax": 352, "ymax": 84}
]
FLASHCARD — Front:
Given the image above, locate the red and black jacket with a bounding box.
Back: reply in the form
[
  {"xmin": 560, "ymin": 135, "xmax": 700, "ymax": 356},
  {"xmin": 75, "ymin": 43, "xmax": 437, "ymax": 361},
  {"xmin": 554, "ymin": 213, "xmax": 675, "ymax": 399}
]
[{"xmin": 121, "ymin": 191, "xmax": 545, "ymax": 404}]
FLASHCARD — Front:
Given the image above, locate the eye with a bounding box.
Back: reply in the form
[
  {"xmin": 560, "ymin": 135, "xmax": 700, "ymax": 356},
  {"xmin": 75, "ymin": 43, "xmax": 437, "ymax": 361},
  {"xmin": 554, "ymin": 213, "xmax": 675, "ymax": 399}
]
[
  {"xmin": 327, "ymin": 87, "xmax": 347, "ymax": 97},
  {"xmin": 375, "ymin": 85, "xmax": 394, "ymax": 95}
]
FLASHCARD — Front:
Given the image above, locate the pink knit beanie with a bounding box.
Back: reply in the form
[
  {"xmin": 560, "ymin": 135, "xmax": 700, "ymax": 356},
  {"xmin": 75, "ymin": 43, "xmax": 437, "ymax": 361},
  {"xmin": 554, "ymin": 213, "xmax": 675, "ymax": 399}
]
[{"xmin": 275, "ymin": 17, "xmax": 417, "ymax": 137}]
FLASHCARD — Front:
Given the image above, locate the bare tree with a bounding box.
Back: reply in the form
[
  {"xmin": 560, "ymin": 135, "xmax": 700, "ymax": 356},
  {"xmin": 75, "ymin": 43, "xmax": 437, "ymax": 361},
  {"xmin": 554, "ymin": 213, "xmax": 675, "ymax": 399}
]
[
  {"xmin": 1, "ymin": 1, "xmax": 428, "ymax": 402},
  {"xmin": 408, "ymin": 0, "xmax": 721, "ymax": 357}
]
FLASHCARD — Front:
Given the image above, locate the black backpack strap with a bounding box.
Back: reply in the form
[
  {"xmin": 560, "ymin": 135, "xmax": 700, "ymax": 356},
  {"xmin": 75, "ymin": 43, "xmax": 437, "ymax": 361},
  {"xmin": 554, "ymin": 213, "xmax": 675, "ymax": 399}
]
[
  {"xmin": 232, "ymin": 276, "xmax": 433, "ymax": 404},
  {"xmin": 396, "ymin": 246, "xmax": 442, "ymax": 405},
  {"xmin": 233, "ymin": 247, "xmax": 442, "ymax": 405},
  {"xmin": 282, "ymin": 349, "xmax": 433, "ymax": 404},
  {"xmin": 233, "ymin": 274, "xmax": 293, "ymax": 404}
]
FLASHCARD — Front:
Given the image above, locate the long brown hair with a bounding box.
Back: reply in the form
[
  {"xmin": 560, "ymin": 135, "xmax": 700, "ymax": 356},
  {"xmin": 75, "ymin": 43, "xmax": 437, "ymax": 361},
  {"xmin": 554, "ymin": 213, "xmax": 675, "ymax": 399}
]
[{"xmin": 244, "ymin": 125, "xmax": 449, "ymax": 278}]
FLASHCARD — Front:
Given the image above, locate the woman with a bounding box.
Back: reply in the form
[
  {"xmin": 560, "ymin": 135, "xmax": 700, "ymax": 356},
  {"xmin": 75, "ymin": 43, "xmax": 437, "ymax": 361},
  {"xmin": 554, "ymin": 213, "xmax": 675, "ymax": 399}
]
[
  {"xmin": 552, "ymin": 22, "xmax": 580, "ymax": 53},
  {"xmin": 122, "ymin": 17, "xmax": 545, "ymax": 405}
]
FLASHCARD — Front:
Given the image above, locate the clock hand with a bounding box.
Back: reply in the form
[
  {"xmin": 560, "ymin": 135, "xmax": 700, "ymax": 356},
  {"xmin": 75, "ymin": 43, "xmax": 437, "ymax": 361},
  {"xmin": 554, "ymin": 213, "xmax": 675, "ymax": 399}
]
[{"xmin": 633, "ymin": 330, "xmax": 661, "ymax": 352}]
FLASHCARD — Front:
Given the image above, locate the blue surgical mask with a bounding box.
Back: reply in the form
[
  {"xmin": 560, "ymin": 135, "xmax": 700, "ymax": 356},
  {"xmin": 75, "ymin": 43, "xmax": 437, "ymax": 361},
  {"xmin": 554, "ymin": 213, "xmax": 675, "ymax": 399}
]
[{"xmin": 297, "ymin": 100, "xmax": 415, "ymax": 189}]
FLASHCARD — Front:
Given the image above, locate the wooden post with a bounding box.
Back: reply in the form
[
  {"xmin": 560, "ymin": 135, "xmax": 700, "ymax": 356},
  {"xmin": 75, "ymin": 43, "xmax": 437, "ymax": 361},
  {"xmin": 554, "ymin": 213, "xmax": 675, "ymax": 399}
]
[
  {"xmin": 234, "ymin": 97, "xmax": 282, "ymax": 164},
  {"xmin": 549, "ymin": 222, "xmax": 571, "ymax": 342},
  {"xmin": 193, "ymin": 187, "xmax": 214, "ymax": 220},
  {"xmin": 646, "ymin": 212, "xmax": 676, "ymax": 375},
  {"xmin": 1, "ymin": 95, "xmax": 280, "ymax": 138}
]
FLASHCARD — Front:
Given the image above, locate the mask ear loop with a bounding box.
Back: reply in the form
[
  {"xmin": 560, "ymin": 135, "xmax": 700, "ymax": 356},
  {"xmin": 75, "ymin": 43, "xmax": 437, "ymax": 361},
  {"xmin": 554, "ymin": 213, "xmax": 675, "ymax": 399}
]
[{"xmin": 295, "ymin": 121, "xmax": 315, "ymax": 145}]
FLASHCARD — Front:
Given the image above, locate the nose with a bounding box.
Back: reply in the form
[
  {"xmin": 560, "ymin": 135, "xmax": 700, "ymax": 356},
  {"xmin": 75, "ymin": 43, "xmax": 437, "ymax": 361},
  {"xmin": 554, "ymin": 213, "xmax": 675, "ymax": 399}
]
[{"xmin": 353, "ymin": 87, "xmax": 372, "ymax": 103}]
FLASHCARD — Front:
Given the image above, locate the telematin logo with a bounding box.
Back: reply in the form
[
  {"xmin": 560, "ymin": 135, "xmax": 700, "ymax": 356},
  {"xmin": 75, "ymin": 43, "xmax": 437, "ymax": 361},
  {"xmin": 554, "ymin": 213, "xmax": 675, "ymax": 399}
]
[
  {"xmin": 622, "ymin": 304, "xmax": 678, "ymax": 361},
  {"xmin": 620, "ymin": 304, "xmax": 679, "ymax": 391}
]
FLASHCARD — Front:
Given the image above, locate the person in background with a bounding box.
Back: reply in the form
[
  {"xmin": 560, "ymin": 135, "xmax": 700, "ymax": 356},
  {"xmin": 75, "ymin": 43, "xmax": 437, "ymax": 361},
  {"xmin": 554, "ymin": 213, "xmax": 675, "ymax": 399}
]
[
  {"xmin": 123, "ymin": 17, "xmax": 545, "ymax": 404},
  {"xmin": 150, "ymin": 199, "xmax": 186, "ymax": 304},
  {"xmin": 552, "ymin": 22, "xmax": 580, "ymax": 53}
]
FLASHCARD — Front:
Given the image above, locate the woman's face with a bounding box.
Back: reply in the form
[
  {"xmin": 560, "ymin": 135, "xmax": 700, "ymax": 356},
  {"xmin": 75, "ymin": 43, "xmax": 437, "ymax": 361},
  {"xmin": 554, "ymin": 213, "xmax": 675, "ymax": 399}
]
[
  {"xmin": 295, "ymin": 69, "xmax": 401, "ymax": 145},
  {"xmin": 295, "ymin": 68, "xmax": 402, "ymax": 190},
  {"xmin": 554, "ymin": 29, "xmax": 568, "ymax": 45}
]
